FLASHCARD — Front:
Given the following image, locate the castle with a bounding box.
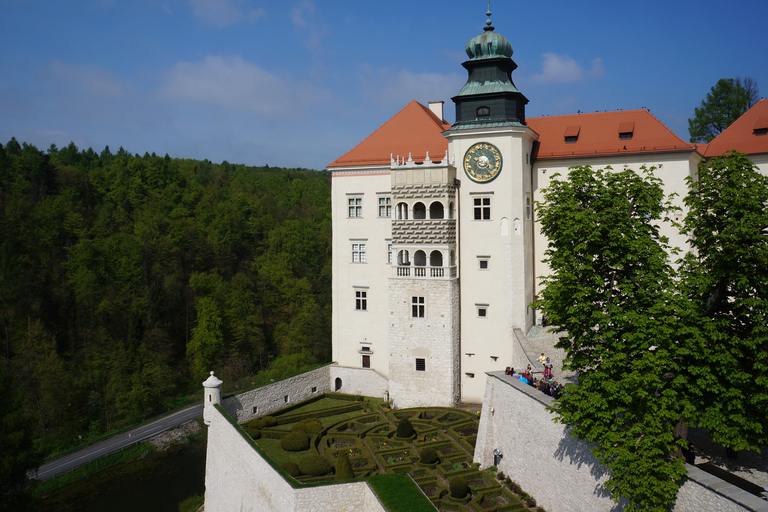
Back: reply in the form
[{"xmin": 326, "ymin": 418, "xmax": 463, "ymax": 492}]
[
  {"xmin": 201, "ymin": 7, "xmax": 768, "ymax": 511},
  {"xmin": 327, "ymin": 7, "xmax": 768, "ymax": 407}
]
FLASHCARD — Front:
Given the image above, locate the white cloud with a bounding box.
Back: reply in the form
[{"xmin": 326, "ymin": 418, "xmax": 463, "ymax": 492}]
[
  {"xmin": 48, "ymin": 60, "xmax": 126, "ymax": 98},
  {"xmin": 530, "ymin": 53, "xmax": 605, "ymax": 83},
  {"xmin": 189, "ymin": 0, "xmax": 266, "ymax": 28},
  {"xmin": 356, "ymin": 66, "xmax": 465, "ymax": 115},
  {"xmin": 290, "ymin": 1, "xmax": 328, "ymax": 53},
  {"xmin": 156, "ymin": 55, "xmax": 331, "ymax": 119}
]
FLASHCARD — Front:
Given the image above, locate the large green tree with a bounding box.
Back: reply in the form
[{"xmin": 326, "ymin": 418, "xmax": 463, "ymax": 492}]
[
  {"xmin": 679, "ymin": 150, "xmax": 768, "ymax": 452},
  {"xmin": 534, "ymin": 165, "xmax": 688, "ymax": 511},
  {"xmin": 688, "ymin": 77, "xmax": 760, "ymax": 143}
]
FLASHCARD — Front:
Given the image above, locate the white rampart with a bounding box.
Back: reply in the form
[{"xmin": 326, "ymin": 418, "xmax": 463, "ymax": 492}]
[
  {"xmin": 205, "ymin": 404, "xmax": 388, "ymax": 512},
  {"xmin": 474, "ymin": 371, "xmax": 768, "ymax": 512},
  {"xmin": 328, "ymin": 366, "xmax": 390, "ymax": 400}
]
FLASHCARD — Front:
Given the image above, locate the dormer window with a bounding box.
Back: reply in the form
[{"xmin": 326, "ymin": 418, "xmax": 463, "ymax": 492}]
[
  {"xmin": 619, "ymin": 122, "xmax": 634, "ymax": 141},
  {"xmin": 754, "ymin": 118, "xmax": 768, "ymax": 136},
  {"xmin": 564, "ymin": 125, "xmax": 580, "ymax": 144},
  {"xmin": 476, "ymin": 106, "xmax": 490, "ymax": 117}
]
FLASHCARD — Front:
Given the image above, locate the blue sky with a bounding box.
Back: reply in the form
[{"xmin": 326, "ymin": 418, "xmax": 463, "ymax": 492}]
[{"xmin": 1, "ymin": 0, "xmax": 766, "ymax": 170}]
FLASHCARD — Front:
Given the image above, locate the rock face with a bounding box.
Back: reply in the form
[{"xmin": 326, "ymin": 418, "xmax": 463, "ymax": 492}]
[{"xmin": 148, "ymin": 420, "xmax": 202, "ymax": 451}]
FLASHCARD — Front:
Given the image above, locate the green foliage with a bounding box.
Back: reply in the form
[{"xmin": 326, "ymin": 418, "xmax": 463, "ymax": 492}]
[
  {"xmin": 297, "ymin": 454, "xmax": 333, "ymax": 476},
  {"xmin": 396, "ymin": 417, "xmax": 416, "ymax": 439},
  {"xmin": 292, "ymin": 418, "xmax": 323, "ymax": 435},
  {"xmin": 279, "ymin": 432, "xmax": 310, "ymax": 452},
  {"xmin": 679, "ymin": 150, "xmax": 768, "ymax": 452},
  {"xmin": 0, "ymin": 363, "xmax": 44, "ymax": 511},
  {"xmin": 449, "ymin": 475, "xmax": 469, "ymax": 499},
  {"xmin": 534, "ymin": 165, "xmax": 688, "ymax": 511},
  {"xmin": 178, "ymin": 494, "xmax": 205, "ymax": 512},
  {"xmin": 419, "ymin": 446, "xmax": 439, "ymax": 465},
  {"xmin": 262, "ymin": 416, "xmax": 278, "ymax": 428},
  {"xmin": 688, "ymin": 77, "xmax": 759, "ymax": 143},
  {"xmin": 280, "ymin": 461, "xmax": 302, "ymax": 477},
  {"xmin": 0, "ymin": 138, "xmax": 332, "ymax": 453},
  {"xmin": 334, "ymin": 451, "xmax": 355, "ymax": 480}
]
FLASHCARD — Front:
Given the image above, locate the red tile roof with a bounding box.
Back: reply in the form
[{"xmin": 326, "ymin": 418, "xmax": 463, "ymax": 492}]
[
  {"xmin": 704, "ymin": 99, "xmax": 768, "ymax": 158},
  {"xmin": 327, "ymin": 101, "xmax": 451, "ymax": 168},
  {"xmin": 527, "ymin": 110, "xmax": 699, "ymax": 160}
]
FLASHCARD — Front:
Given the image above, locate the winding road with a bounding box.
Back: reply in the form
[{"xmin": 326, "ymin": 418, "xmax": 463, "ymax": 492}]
[{"xmin": 34, "ymin": 404, "xmax": 204, "ymax": 481}]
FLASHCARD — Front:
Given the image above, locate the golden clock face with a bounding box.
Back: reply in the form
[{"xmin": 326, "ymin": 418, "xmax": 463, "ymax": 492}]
[{"xmin": 463, "ymin": 142, "xmax": 502, "ymax": 183}]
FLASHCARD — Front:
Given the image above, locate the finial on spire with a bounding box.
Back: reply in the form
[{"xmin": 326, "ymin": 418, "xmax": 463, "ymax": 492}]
[{"xmin": 484, "ymin": 0, "xmax": 494, "ymax": 31}]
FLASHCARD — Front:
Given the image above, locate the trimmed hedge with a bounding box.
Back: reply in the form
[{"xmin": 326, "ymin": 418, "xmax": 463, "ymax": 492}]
[
  {"xmin": 280, "ymin": 432, "xmax": 310, "ymax": 452},
  {"xmin": 396, "ymin": 418, "xmax": 416, "ymax": 439},
  {"xmin": 281, "ymin": 461, "xmax": 302, "ymax": 477},
  {"xmin": 449, "ymin": 475, "xmax": 469, "ymax": 499},
  {"xmin": 419, "ymin": 446, "xmax": 439, "ymax": 465},
  {"xmin": 292, "ymin": 418, "xmax": 323, "ymax": 435},
  {"xmin": 298, "ymin": 455, "xmax": 334, "ymax": 476},
  {"xmin": 335, "ymin": 451, "xmax": 355, "ymax": 480}
]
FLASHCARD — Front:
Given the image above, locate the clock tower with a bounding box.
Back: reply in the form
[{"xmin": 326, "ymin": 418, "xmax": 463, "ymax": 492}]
[{"xmin": 444, "ymin": 6, "xmax": 538, "ymax": 403}]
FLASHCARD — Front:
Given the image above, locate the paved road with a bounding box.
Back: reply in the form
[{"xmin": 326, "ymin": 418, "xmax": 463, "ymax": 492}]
[{"xmin": 34, "ymin": 404, "xmax": 204, "ymax": 481}]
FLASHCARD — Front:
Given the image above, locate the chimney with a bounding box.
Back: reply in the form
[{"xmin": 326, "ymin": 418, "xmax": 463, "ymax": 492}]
[{"xmin": 428, "ymin": 101, "xmax": 444, "ymax": 121}]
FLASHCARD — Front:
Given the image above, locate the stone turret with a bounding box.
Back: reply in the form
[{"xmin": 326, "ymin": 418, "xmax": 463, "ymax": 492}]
[{"xmin": 202, "ymin": 371, "xmax": 223, "ymax": 425}]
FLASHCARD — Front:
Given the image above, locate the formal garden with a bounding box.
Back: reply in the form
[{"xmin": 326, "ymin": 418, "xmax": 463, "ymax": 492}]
[{"xmin": 240, "ymin": 394, "xmax": 545, "ymax": 512}]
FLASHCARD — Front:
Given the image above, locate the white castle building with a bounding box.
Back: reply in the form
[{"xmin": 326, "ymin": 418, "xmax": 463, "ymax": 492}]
[{"xmin": 327, "ymin": 11, "xmax": 768, "ymax": 407}]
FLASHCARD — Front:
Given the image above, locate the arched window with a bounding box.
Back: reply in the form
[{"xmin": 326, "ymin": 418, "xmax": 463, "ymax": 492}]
[
  {"xmin": 430, "ymin": 251, "xmax": 443, "ymax": 267},
  {"xmin": 413, "ymin": 202, "xmax": 426, "ymax": 220},
  {"xmin": 398, "ymin": 250, "xmax": 410, "ymax": 266},
  {"xmin": 335, "ymin": 378, "xmax": 342, "ymax": 391},
  {"xmin": 429, "ymin": 201, "xmax": 444, "ymax": 219},
  {"xmin": 414, "ymin": 250, "xmax": 427, "ymax": 267},
  {"xmin": 396, "ymin": 202, "xmax": 409, "ymax": 220},
  {"xmin": 476, "ymin": 106, "xmax": 490, "ymax": 117}
]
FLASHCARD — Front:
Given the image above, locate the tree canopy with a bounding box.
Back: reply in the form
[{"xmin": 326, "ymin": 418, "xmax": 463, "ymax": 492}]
[
  {"xmin": 535, "ymin": 153, "xmax": 768, "ymax": 511},
  {"xmin": 0, "ymin": 137, "xmax": 332, "ymax": 456},
  {"xmin": 688, "ymin": 77, "xmax": 760, "ymax": 143}
]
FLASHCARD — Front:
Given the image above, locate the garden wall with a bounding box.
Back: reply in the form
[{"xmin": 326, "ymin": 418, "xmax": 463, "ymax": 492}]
[
  {"xmin": 205, "ymin": 404, "xmax": 388, "ymax": 512},
  {"xmin": 328, "ymin": 366, "xmax": 390, "ymax": 401},
  {"xmin": 221, "ymin": 365, "xmax": 332, "ymax": 423},
  {"xmin": 474, "ymin": 371, "xmax": 768, "ymax": 512}
]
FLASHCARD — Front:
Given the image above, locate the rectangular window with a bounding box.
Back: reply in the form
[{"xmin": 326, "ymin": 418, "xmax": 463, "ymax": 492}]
[
  {"xmin": 352, "ymin": 243, "xmax": 366, "ymax": 263},
  {"xmin": 478, "ymin": 256, "xmax": 489, "ymax": 270},
  {"xmin": 478, "ymin": 307, "xmax": 487, "ymax": 318},
  {"xmin": 355, "ymin": 290, "xmax": 367, "ymax": 310},
  {"xmin": 348, "ymin": 197, "xmax": 362, "ymax": 217},
  {"xmin": 526, "ymin": 194, "xmax": 531, "ymax": 220},
  {"xmin": 411, "ymin": 296, "xmax": 425, "ymax": 318},
  {"xmin": 387, "ymin": 241, "xmax": 393, "ymax": 264},
  {"xmin": 362, "ymin": 355, "xmax": 371, "ymax": 368},
  {"xmin": 311, "ymin": 387, "xmax": 317, "ymax": 393},
  {"xmin": 474, "ymin": 197, "xmax": 491, "ymax": 220},
  {"xmin": 415, "ymin": 358, "xmax": 426, "ymax": 372},
  {"xmin": 378, "ymin": 196, "xmax": 392, "ymax": 217}
]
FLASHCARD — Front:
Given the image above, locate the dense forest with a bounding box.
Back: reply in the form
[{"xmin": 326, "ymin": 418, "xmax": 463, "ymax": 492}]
[{"xmin": 0, "ymin": 137, "xmax": 332, "ymax": 456}]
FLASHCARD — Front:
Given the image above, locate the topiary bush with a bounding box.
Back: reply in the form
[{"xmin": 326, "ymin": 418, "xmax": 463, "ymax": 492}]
[
  {"xmin": 280, "ymin": 431, "xmax": 310, "ymax": 452},
  {"xmin": 449, "ymin": 475, "xmax": 469, "ymax": 499},
  {"xmin": 292, "ymin": 418, "xmax": 323, "ymax": 435},
  {"xmin": 280, "ymin": 461, "xmax": 301, "ymax": 477},
  {"xmin": 335, "ymin": 451, "xmax": 355, "ymax": 480},
  {"xmin": 244, "ymin": 425, "xmax": 261, "ymax": 439},
  {"xmin": 419, "ymin": 446, "xmax": 439, "ymax": 465},
  {"xmin": 263, "ymin": 415, "xmax": 278, "ymax": 427},
  {"xmin": 396, "ymin": 417, "xmax": 416, "ymax": 439},
  {"xmin": 298, "ymin": 455, "xmax": 334, "ymax": 476}
]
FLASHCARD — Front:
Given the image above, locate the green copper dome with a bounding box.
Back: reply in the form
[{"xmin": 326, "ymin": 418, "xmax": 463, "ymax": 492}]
[{"xmin": 464, "ymin": 28, "xmax": 513, "ymax": 60}]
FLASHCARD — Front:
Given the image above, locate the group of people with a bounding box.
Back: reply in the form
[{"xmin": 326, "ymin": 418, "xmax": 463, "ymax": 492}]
[{"xmin": 504, "ymin": 353, "xmax": 562, "ymax": 398}]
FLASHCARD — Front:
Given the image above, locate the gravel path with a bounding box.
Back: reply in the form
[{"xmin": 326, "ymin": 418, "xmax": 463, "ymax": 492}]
[{"xmin": 523, "ymin": 326, "xmax": 768, "ymax": 493}]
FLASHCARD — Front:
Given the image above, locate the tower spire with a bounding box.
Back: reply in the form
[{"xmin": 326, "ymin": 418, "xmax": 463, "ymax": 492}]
[{"xmin": 485, "ymin": 0, "xmax": 494, "ymax": 31}]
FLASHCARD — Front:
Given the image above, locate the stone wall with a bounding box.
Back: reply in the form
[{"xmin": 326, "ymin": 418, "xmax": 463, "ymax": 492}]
[
  {"xmin": 328, "ymin": 366, "xmax": 390, "ymax": 400},
  {"xmin": 221, "ymin": 366, "xmax": 332, "ymax": 423},
  {"xmin": 205, "ymin": 404, "xmax": 388, "ymax": 512},
  {"xmin": 475, "ymin": 371, "xmax": 768, "ymax": 512}
]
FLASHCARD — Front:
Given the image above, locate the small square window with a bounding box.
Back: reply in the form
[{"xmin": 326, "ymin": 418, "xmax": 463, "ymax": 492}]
[
  {"xmin": 284, "ymin": 395, "xmax": 289, "ymax": 403},
  {"xmin": 355, "ymin": 290, "xmax": 367, "ymax": 311},
  {"xmin": 474, "ymin": 197, "xmax": 491, "ymax": 220},
  {"xmin": 252, "ymin": 406, "xmax": 258, "ymax": 414},
  {"xmin": 311, "ymin": 387, "xmax": 317, "ymax": 393},
  {"xmin": 479, "ymin": 259, "xmax": 489, "ymax": 270},
  {"xmin": 478, "ymin": 307, "xmax": 487, "ymax": 318},
  {"xmin": 412, "ymin": 296, "xmax": 425, "ymax": 318},
  {"xmin": 415, "ymin": 358, "xmax": 426, "ymax": 372},
  {"xmin": 465, "ymin": 372, "xmax": 475, "ymax": 378},
  {"xmin": 378, "ymin": 196, "xmax": 392, "ymax": 217},
  {"xmin": 565, "ymin": 136, "xmax": 578, "ymax": 144},
  {"xmin": 348, "ymin": 197, "xmax": 362, "ymax": 217}
]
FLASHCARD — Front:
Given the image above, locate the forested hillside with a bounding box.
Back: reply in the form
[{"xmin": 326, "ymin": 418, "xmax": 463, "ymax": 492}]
[{"xmin": 0, "ymin": 138, "xmax": 332, "ymax": 454}]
